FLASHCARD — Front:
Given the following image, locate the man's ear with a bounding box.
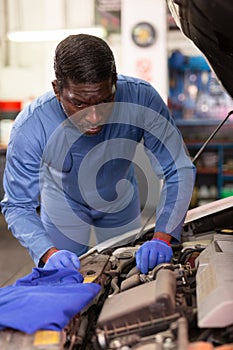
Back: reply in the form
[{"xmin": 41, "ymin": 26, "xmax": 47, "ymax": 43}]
[
  {"xmin": 112, "ymin": 74, "xmax": 117, "ymax": 89},
  {"xmin": 52, "ymin": 80, "xmax": 60, "ymax": 100}
]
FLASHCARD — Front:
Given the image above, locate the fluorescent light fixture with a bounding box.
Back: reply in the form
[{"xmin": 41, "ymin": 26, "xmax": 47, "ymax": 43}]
[{"xmin": 7, "ymin": 27, "xmax": 107, "ymax": 42}]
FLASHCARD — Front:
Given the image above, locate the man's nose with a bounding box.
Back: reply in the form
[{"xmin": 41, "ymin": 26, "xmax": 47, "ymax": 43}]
[{"xmin": 85, "ymin": 106, "xmax": 102, "ymax": 124}]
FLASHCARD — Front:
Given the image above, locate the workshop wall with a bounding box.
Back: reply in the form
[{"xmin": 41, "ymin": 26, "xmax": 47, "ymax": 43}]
[
  {"xmin": 0, "ymin": 0, "xmax": 200, "ymax": 206},
  {"xmin": 2, "ymin": 0, "xmax": 230, "ymax": 209},
  {"xmin": 0, "ymin": 0, "xmax": 199, "ymax": 102},
  {"xmin": 0, "ymin": 0, "xmax": 96, "ymax": 100}
]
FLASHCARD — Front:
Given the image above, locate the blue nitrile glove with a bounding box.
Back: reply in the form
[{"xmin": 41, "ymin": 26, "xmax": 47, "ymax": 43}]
[
  {"xmin": 136, "ymin": 238, "xmax": 173, "ymax": 274},
  {"xmin": 44, "ymin": 250, "xmax": 81, "ymax": 270}
]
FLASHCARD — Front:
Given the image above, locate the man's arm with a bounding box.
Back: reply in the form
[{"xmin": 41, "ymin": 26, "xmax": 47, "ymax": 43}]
[
  {"xmin": 135, "ymin": 83, "xmax": 196, "ymax": 273},
  {"xmin": 1, "ymin": 125, "xmax": 55, "ymax": 266},
  {"xmin": 152, "ymin": 231, "xmax": 172, "ymax": 243},
  {"xmin": 40, "ymin": 247, "xmax": 59, "ymax": 264}
]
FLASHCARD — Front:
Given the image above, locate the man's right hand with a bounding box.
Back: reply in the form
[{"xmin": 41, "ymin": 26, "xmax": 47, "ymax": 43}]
[{"xmin": 44, "ymin": 250, "xmax": 81, "ymax": 270}]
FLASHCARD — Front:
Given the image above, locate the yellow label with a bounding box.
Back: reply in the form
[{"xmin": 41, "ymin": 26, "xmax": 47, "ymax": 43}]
[
  {"xmin": 33, "ymin": 330, "xmax": 60, "ymax": 346},
  {"xmin": 84, "ymin": 276, "xmax": 97, "ymax": 283}
]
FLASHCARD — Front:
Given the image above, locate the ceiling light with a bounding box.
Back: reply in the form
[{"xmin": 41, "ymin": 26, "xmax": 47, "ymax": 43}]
[{"xmin": 7, "ymin": 27, "xmax": 107, "ymax": 43}]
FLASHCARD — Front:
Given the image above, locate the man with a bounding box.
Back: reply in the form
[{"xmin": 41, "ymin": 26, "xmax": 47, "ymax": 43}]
[{"xmin": 1, "ymin": 34, "xmax": 195, "ymax": 274}]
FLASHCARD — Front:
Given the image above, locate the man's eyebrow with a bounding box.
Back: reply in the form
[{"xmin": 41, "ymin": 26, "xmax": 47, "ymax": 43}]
[
  {"xmin": 67, "ymin": 96, "xmax": 87, "ymax": 105},
  {"xmin": 70, "ymin": 97, "xmax": 83, "ymax": 103},
  {"xmin": 66, "ymin": 88, "xmax": 115, "ymax": 105}
]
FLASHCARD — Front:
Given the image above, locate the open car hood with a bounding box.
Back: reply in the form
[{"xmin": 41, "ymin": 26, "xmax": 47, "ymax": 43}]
[{"xmin": 167, "ymin": 0, "xmax": 233, "ymax": 98}]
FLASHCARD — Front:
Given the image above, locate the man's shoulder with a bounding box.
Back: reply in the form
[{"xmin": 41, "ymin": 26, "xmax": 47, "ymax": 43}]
[
  {"xmin": 13, "ymin": 91, "xmax": 61, "ymax": 133},
  {"xmin": 117, "ymin": 74, "xmax": 153, "ymax": 88},
  {"xmin": 30, "ymin": 91, "xmax": 57, "ymax": 111},
  {"xmin": 116, "ymin": 74, "xmax": 158, "ymax": 104},
  {"xmin": 17, "ymin": 91, "xmax": 58, "ymax": 120}
]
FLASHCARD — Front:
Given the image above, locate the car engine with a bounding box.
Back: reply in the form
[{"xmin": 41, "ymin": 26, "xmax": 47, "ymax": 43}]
[
  {"xmin": 0, "ymin": 198, "xmax": 232, "ymax": 350},
  {"xmin": 62, "ymin": 197, "xmax": 233, "ymax": 350}
]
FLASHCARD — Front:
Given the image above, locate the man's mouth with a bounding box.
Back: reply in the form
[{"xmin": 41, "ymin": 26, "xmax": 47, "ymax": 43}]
[{"xmin": 84, "ymin": 125, "xmax": 104, "ymax": 135}]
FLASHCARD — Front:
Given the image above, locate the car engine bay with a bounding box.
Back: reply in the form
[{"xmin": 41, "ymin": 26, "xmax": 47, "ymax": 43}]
[
  {"xmin": 0, "ymin": 199, "xmax": 232, "ymax": 350},
  {"xmin": 61, "ymin": 197, "xmax": 233, "ymax": 350}
]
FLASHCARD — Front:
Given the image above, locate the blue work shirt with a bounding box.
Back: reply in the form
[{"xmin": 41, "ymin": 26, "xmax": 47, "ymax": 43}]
[{"xmin": 1, "ymin": 75, "xmax": 196, "ymax": 265}]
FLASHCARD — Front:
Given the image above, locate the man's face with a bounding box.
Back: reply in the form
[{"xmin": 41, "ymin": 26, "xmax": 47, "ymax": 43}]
[{"xmin": 52, "ymin": 78, "xmax": 116, "ymax": 135}]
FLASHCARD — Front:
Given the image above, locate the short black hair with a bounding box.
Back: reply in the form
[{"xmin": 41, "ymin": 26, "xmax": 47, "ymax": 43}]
[{"xmin": 54, "ymin": 34, "xmax": 117, "ymax": 91}]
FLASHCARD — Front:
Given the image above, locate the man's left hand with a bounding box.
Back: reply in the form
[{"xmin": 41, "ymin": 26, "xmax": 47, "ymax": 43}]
[{"xmin": 136, "ymin": 239, "xmax": 173, "ymax": 274}]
